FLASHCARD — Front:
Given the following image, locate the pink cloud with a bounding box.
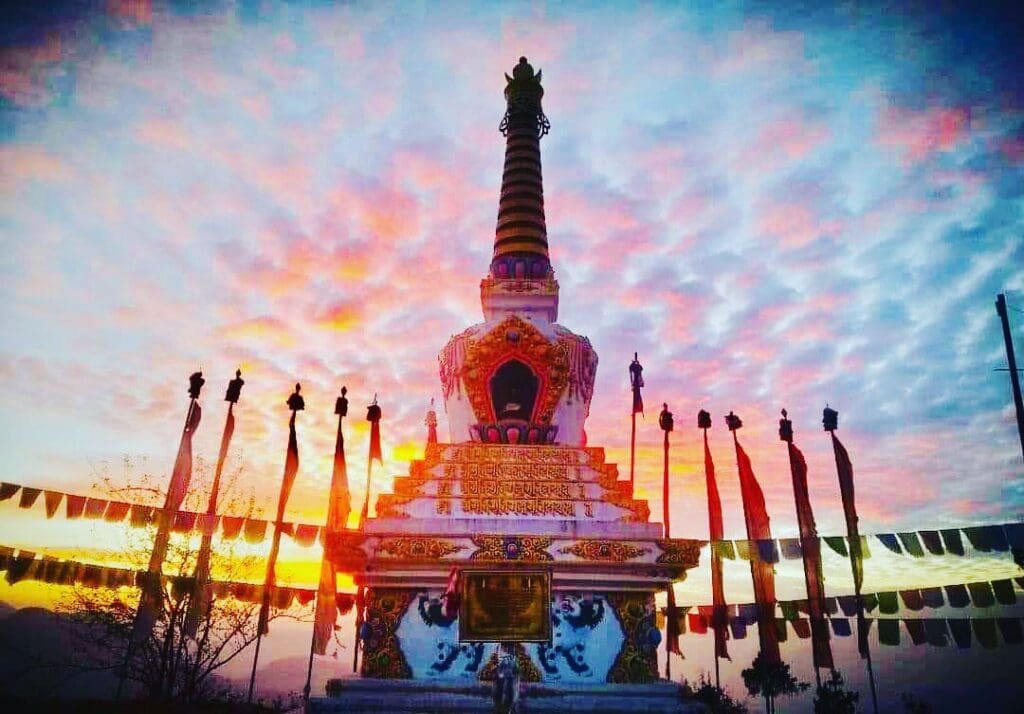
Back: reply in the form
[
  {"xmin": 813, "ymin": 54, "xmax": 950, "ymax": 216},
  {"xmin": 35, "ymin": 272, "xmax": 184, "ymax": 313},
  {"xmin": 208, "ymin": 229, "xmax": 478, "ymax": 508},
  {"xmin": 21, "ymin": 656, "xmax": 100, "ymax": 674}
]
[{"xmin": 877, "ymin": 104, "xmax": 972, "ymax": 162}]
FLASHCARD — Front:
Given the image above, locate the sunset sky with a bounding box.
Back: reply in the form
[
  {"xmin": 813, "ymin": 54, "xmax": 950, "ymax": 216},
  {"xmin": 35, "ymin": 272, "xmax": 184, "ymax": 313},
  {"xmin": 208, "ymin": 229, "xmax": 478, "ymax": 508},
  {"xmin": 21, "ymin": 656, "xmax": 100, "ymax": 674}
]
[{"xmin": 1, "ymin": 1, "xmax": 1023, "ymax": 709}]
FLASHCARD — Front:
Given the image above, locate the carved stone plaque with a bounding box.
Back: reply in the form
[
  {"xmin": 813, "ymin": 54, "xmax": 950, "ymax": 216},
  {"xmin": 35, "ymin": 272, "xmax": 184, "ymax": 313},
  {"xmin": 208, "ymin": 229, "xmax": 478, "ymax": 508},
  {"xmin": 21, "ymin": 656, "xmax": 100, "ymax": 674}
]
[{"xmin": 459, "ymin": 569, "xmax": 551, "ymax": 642}]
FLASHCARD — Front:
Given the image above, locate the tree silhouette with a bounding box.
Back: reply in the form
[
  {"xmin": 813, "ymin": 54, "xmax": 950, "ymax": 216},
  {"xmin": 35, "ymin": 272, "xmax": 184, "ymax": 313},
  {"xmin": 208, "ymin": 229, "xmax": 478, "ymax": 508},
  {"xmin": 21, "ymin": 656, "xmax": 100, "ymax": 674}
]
[
  {"xmin": 814, "ymin": 670, "xmax": 859, "ymax": 714},
  {"xmin": 49, "ymin": 457, "xmax": 304, "ymax": 703},
  {"xmin": 741, "ymin": 653, "xmax": 809, "ymax": 714},
  {"xmin": 681, "ymin": 674, "xmax": 749, "ymax": 713}
]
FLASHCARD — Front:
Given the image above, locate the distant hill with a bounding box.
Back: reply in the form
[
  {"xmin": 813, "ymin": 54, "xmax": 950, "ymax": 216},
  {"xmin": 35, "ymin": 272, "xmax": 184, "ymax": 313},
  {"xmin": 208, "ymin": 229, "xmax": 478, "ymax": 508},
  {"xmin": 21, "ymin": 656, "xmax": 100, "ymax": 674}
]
[
  {"xmin": 0, "ymin": 604, "xmax": 123, "ymax": 700},
  {"xmin": 225, "ymin": 655, "xmax": 353, "ymax": 703}
]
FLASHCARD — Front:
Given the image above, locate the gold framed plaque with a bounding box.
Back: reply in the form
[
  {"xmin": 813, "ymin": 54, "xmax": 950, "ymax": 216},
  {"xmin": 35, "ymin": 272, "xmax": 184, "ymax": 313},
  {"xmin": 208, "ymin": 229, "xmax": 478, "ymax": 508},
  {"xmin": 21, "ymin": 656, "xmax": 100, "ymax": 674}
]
[{"xmin": 459, "ymin": 569, "xmax": 552, "ymax": 642}]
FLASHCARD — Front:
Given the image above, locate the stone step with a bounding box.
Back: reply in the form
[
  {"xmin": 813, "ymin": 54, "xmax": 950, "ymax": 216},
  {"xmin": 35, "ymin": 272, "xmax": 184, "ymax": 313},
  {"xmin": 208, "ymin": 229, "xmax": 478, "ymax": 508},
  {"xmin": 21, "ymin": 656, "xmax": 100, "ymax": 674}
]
[{"xmin": 310, "ymin": 678, "xmax": 706, "ymax": 713}]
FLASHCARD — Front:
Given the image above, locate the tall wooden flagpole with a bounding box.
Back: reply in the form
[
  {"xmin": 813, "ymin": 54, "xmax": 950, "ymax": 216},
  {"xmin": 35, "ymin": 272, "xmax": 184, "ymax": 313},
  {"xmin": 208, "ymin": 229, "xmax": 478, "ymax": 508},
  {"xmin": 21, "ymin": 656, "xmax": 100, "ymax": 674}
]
[
  {"xmin": 248, "ymin": 384, "xmax": 305, "ymax": 704},
  {"xmin": 824, "ymin": 407, "xmax": 878, "ymax": 714},
  {"xmin": 629, "ymin": 353, "xmax": 644, "ymax": 487},
  {"xmin": 698, "ymin": 409, "xmax": 724, "ymax": 690},
  {"xmin": 996, "ymin": 293, "xmax": 1024, "ymax": 462},
  {"xmin": 303, "ymin": 387, "xmax": 350, "ymax": 706},
  {"xmin": 117, "ymin": 370, "xmax": 204, "ymax": 700},
  {"xmin": 658, "ymin": 402, "xmax": 674, "ymax": 679},
  {"xmin": 185, "ymin": 369, "xmax": 244, "ymax": 637},
  {"xmin": 353, "ymin": 394, "xmax": 382, "ymax": 674}
]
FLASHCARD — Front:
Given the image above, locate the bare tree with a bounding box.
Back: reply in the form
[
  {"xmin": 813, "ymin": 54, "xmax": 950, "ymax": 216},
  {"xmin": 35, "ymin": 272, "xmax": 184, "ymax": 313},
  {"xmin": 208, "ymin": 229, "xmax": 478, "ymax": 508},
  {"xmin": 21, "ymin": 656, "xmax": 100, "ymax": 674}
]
[{"xmin": 49, "ymin": 456, "xmax": 305, "ymax": 703}]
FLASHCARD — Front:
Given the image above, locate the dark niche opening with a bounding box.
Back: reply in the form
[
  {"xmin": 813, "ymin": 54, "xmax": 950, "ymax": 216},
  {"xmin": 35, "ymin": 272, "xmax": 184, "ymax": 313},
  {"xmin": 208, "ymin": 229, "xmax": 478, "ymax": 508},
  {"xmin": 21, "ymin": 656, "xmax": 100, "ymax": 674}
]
[{"xmin": 489, "ymin": 360, "xmax": 539, "ymax": 422}]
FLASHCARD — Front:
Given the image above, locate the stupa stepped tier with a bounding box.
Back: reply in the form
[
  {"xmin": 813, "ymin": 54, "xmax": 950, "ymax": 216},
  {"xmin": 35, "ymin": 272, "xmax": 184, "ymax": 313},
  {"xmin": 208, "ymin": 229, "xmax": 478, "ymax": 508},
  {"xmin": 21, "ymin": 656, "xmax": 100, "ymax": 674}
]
[{"xmin": 322, "ymin": 59, "xmax": 702, "ymax": 709}]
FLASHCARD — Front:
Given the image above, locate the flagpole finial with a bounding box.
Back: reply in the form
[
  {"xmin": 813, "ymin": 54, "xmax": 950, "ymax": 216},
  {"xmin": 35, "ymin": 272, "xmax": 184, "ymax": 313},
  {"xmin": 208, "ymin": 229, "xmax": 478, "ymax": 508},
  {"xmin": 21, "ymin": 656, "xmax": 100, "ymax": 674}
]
[
  {"xmin": 288, "ymin": 383, "xmax": 305, "ymax": 412},
  {"xmin": 822, "ymin": 405, "xmax": 838, "ymax": 432},
  {"xmin": 697, "ymin": 409, "xmax": 712, "ymax": 430},
  {"xmin": 188, "ymin": 371, "xmax": 206, "ymax": 400},
  {"xmin": 367, "ymin": 397, "xmax": 382, "ymax": 423},
  {"xmin": 779, "ymin": 409, "xmax": 793, "ymax": 442},
  {"xmin": 225, "ymin": 369, "xmax": 244, "ymax": 403},
  {"xmin": 725, "ymin": 411, "xmax": 742, "ymax": 431},
  {"xmin": 336, "ymin": 386, "xmax": 349, "ymax": 416},
  {"xmin": 659, "ymin": 403, "xmax": 674, "ymax": 432}
]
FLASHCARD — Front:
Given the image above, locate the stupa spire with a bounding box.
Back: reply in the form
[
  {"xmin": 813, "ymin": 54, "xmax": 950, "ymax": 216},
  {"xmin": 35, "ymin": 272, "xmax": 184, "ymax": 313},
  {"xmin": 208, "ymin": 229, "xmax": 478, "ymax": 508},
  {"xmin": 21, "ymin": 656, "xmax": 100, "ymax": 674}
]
[{"xmin": 490, "ymin": 57, "xmax": 551, "ymax": 280}]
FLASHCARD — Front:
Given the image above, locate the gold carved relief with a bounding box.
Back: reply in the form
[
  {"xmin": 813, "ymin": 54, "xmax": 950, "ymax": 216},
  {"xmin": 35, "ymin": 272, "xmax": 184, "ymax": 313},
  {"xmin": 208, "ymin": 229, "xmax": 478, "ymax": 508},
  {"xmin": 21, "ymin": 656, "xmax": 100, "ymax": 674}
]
[
  {"xmin": 460, "ymin": 315, "xmax": 570, "ymax": 424},
  {"xmin": 558, "ymin": 540, "xmax": 651, "ymax": 562},
  {"xmin": 655, "ymin": 539, "xmax": 705, "ymax": 569},
  {"xmin": 377, "ymin": 537, "xmax": 464, "ymax": 560}
]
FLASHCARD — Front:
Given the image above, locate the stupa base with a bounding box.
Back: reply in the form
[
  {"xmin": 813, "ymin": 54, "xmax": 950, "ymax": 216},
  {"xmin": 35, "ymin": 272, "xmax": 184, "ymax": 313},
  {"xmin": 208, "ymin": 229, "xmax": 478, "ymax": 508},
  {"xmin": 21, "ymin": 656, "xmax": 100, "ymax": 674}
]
[{"xmin": 311, "ymin": 677, "xmax": 705, "ymax": 713}]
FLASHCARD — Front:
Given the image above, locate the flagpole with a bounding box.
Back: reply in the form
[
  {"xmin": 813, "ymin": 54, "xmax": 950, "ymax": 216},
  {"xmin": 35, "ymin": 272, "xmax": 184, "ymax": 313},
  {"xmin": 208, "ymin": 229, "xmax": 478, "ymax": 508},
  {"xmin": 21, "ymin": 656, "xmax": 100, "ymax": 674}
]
[
  {"xmin": 824, "ymin": 408, "xmax": 878, "ymax": 714},
  {"xmin": 248, "ymin": 384, "xmax": 305, "ymax": 705},
  {"xmin": 996, "ymin": 294, "xmax": 1024, "ymax": 462},
  {"xmin": 354, "ymin": 394, "xmax": 382, "ymax": 674},
  {"xmin": 658, "ymin": 403, "xmax": 674, "ymax": 680},
  {"xmin": 186, "ymin": 370, "xmax": 244, "ymax": 638},
  {"xmin": 304, "ymin": 387, "xmax": 349, "ymax": 708},
  {"xmin": 629, "ymin": 353, "xmax": 643, "ymax": 488},
  {"xmin": 117, "ymin": 371, "xmax": 205, "ymax": 700},
  {"xmin": 779, "ymin": 411, "xmax": 824, "ymax": 690},
  {"xmin": 698, "ymin": 412, "xmax": 722, "ymax": 690}
]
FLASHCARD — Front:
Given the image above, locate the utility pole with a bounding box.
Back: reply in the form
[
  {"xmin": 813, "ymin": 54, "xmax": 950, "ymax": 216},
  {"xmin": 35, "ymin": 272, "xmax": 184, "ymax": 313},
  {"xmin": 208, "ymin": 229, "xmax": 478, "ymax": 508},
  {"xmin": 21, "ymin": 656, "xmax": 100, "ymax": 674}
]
[{"xmin": 996, "ymin": 294, "xmax": 1024, "ymax": 462}]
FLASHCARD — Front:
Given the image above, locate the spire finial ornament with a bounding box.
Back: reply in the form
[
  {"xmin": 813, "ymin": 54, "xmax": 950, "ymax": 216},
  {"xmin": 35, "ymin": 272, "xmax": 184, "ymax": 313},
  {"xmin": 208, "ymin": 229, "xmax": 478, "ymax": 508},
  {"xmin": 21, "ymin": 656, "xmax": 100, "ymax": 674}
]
[{"xmin": 490, "ymin": 57, "xmax": 552, "ymax": 284}]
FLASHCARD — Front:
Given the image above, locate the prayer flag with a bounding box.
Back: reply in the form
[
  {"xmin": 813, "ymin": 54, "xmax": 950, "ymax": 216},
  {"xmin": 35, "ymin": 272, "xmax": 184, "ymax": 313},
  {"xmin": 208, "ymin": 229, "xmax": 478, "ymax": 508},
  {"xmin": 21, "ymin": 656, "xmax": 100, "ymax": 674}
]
[
  {"xmin": 877, "ymin": 591, "xmax": 899, "ymax": 614},
  {"xmin": 920, "ymin": 587, "xmax": 944, "ymax": 609},
  {"xmin": 18, "ymin": 487, "xmax": 41, "ymax": 509},
  {"xmin": 924, "ymin": 618, "xmax": 948, "ymax": 646},
  {"xmin": 948, "ymin": 619, "xmax": 972, "ymax": 649},
  {"xmin": 823, "ymin": 536, "xmax": 848, "ymax": 557},
  {"xmin": 973, "ymin": 618, "xmax": 998, "ymax": 648},
  {"xmin": 876, "ymin": 533, "xmax": 902, "ymax": 555},
  {"xmin": 0, "ymin": 483, "xmax": 19, "ymax": 501},
  {"xmin": 734, "ymin": 437, "xmax": 780, "ymax": 663},
  {"xmin": 996, "ymin": 617, "xmax": 1022, "ymax": 645},
  {"xmin": 905, "ymin": 619, "xmax": 926, "ymax": 645},
  {"xmin": 919, "ymin": 530, "xmax": 944, "ymax": 555},
  {"xmin": 221, "ymin": 516, "xmax": 244, "ymax": 539},
  {"xmin": 991, "ymin": 579, "xmax": 1016, "ymax": 606},
  {"xmin": 43, "ymin": 491, "xmax": 62, "ymax": 518},
  {"xmin": 900, "ymin": 590, "xmax": 924, "ymax": 611},
  {"xmin": 967, "ymin": 581, "xmax": 995, "ymax": 608},
  {"xmin": 314, "ymin": 403, "xmax": 352, "ymax": 656},
  {"xmin": 940, "ymin": 528, "xmax": 965, "ymax": 556},
  {"xmin": 945, "ymin": 584, "xmax": 970, "ymax": 608},
  {"xmin": 787, "ymin": 441, "xmax": 832, "ymax": 669},
  {"xmin": 878, "ymin": 619, "xmax": 900, "ymax": 646},
  {"xmin": 244, "ymin": 518, "xmax": 269, "ymax": 544},
  {"xmin": 666, "ymin": 586, "xmax": 682, "ymax": 655},
  {"xmin": 831, "ymin": 618, "xmax": 852, "ymax": 637},
  {"xmin": 897, "ymin": 532, "xmax": 925, "ymax": 557},
  {"xmin": 703, "ymin": 432, "xmax": 728, "ymax": 660}
]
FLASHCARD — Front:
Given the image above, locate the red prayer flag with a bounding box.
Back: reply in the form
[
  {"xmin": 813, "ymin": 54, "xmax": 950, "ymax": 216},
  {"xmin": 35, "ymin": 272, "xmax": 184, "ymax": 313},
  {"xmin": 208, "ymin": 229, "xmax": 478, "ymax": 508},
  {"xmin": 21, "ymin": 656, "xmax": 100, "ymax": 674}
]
[
  {"xmin": 704, "ymin": 432, "xmax": 729, "ymax": 660},
  {"xmin": 788, "ymin": 442, "xmax": 834, "ymax": 670},
  {"xmin": 166, "ymin": 403, "xmax": 201, "ymax": 512},
  {"xmin": 831, "ymin": 432, "xmax": 868, "ymax": 657},
  {"xmin": 734, "ymin": 437, "xmax": 780, "ymax": 664},
  {"xmin": 666, "ymin": 586, "xmax": 683, "ymax": 655},
  {"xmin": 314, "ymin": 411, "xmax": 351, "ymax": 655}
]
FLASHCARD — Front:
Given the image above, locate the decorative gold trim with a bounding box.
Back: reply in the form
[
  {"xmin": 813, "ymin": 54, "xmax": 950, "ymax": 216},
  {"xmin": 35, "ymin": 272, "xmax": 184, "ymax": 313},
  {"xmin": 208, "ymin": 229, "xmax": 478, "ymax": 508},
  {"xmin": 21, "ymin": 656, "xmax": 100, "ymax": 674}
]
[
  {"xmin": 377, "ymin": 537, "xmax": 464, "ymax": 560},
  {"xmin": 470, "ymin": 535, "xmax": 554, "ymax": 562},
  {"xmin": 655, "ymin": 539, "xmax": 705, "ymax": 569},
  {"xmin": 375, "ymin": 492, "xmax": 415, "ymax": 519},
  {"xmin": 558, "ymin": 540, "xmax": 651, "ymax": 562}
]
